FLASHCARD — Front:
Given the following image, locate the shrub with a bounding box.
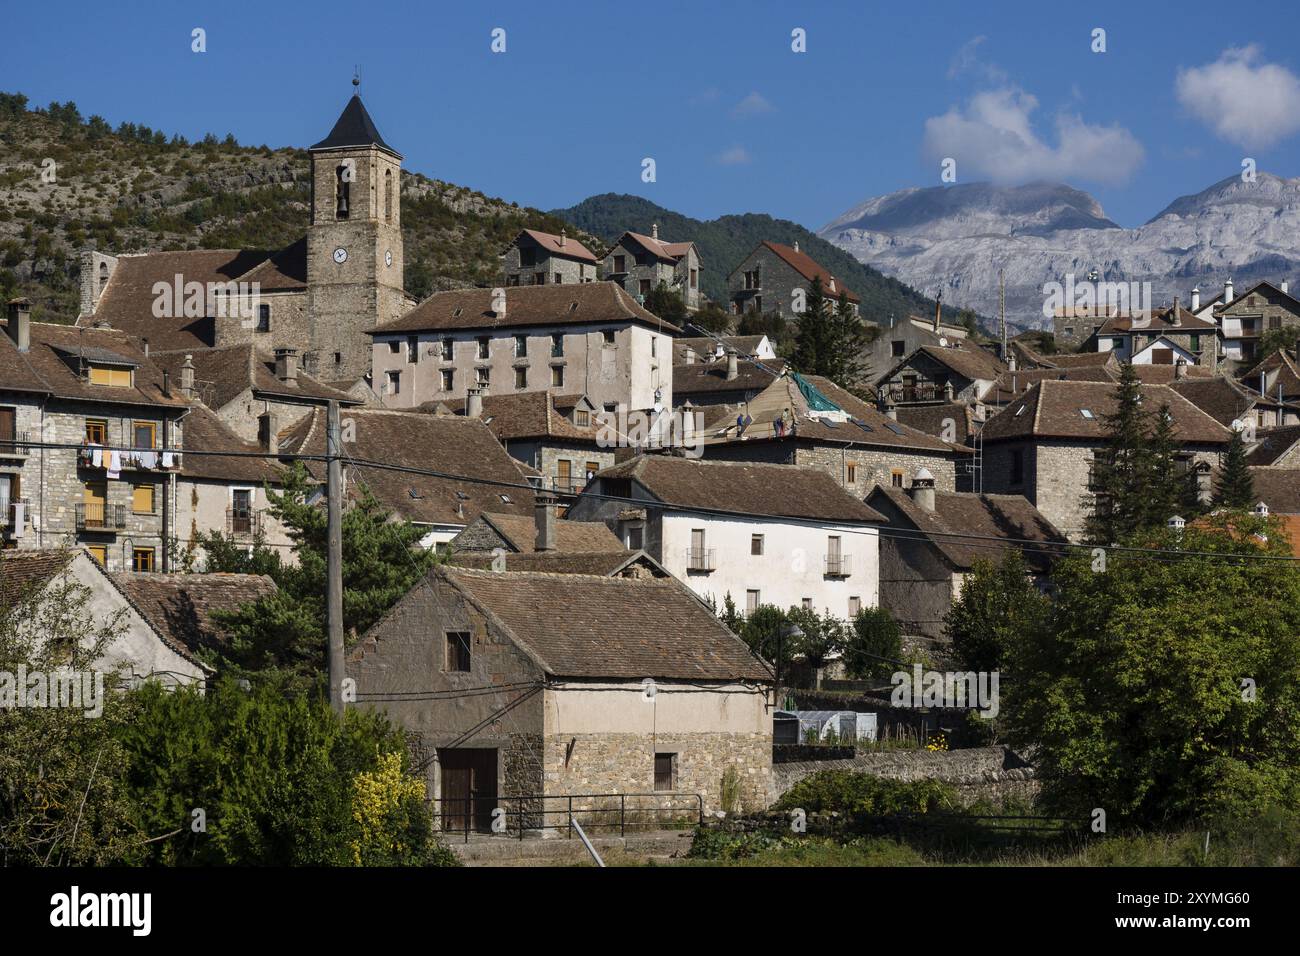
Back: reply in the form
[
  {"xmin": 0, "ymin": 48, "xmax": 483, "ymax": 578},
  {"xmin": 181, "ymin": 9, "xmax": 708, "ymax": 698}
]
[{"xmin": 772, "ymin": 771, "xmax": 957, "ymax": 816}]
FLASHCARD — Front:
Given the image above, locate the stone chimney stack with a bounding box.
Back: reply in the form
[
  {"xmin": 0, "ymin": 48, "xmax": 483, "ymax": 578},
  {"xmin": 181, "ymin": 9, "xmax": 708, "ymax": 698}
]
[
  {"xmin": 1171, "ymin": 296, "xmax": 1181, "ymax": 325},
  {"xmin": 466, "ymin": 386, "xmax": 484, "ymax": 419},
  {"xmin": 258, "ymin": 409, "xmax": 278, "ymax": 454},
  {"xmin": 684, "ymin": 347, "xmax": 696, "ymax": 365},
  {"xmin": 559, "ymin": 229, "xmax": 566, "ymax": 248},
  {"xmin": 1191, "ymin": 286, "xmax": 1201, "ymax": 312},
  {"xmin": 1175, "ymin": 358, "xmax": 1189, "ymax": 380},
  {"xmin": 274, "ymin": 347, "xmax": 299, "ymax": 386},
  {"xmin": 725, "ymin": 347, "xmax": 739, "ymax": 381},
  {"xmin": 5, "ymin": 298, "xmax": 31, "ymax": 352},
  {"xmin": 1282, "ymin": 280, "xmax": 1290, "ymax": 295},
  {"xmin": 1224, "ymin": 277, "xmax": 1234, "ymax": 305},
  {"xmin": 934, "ymin": 293, "xmax": 942, "ymax": 332},
  {"xmin": 909, "ymin": 468, "xmax": 936, "ymax": 512},
  {"xmin": 651, "ymin": 223, "xmax": 658, "ymax": 241},
  {"xmin": 180, "ymin": 354, "xmax": 196, "ymax": 400},
  {"xmin": 534, "ymin": 488, "xmax": 558, "ymax": 552}
]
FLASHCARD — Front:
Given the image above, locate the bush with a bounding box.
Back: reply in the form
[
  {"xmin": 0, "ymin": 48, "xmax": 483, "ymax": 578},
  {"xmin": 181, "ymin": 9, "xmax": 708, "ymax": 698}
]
[{"xmin": 772, "ymin": 771, "xmax": 957, "ymax": 816}]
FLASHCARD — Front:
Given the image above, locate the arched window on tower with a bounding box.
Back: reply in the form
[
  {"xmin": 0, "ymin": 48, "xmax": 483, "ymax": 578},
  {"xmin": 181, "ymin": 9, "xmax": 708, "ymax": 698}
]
[
  {"xmin": 98, "ymin": 261, "xmax": 108, "ymax": 295},
  {"xmin": 384, "ymin": 168, "xmax": 393, "ymax": 223},
  {"xmin": 335, "ymin": 164, "xmax": 350, "ymax": 220}
]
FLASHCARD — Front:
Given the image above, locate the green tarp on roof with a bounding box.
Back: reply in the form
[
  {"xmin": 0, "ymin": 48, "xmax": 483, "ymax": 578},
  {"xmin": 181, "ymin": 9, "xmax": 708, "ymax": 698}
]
[{"xmin": 791, "ymin": 371, "xmax": 840, "ymax": 412}]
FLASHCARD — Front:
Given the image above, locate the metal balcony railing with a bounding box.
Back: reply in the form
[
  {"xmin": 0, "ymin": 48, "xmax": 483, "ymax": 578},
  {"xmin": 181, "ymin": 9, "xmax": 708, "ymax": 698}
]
[
  {"xmin": 824, "ymin": 554, "xmax": 853, "ymax": 577},
  {"xmin": 686, "ymin": 548, "xmax": 715, "ymax": 572},
  {"xmin": 75, "ymin": 502, "xmax": 127, "ymax": 531},
  {"xmin": 0, "ymin": 431, "xmax": 30, "ymax": 456},
  {"xmin": 226, "ymin": 508, "xmax": 263, "ymax": 537},
  {"xmin": 0, "ymin": 498, "xmax": 29, "ymax": 532}
]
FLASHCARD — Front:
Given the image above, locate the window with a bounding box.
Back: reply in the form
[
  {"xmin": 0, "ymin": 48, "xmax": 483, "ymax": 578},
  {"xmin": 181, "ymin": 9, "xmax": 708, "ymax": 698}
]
[
  {"xmin": 846, "ymin": 463, "xmax": 857, "ymax": 485},
  {"xmin": 256, "ymin": 303, "xmax": 271, "ymax": 333},
  {"xmin": 333, "ymin": 352, "xmax": 342, "ymax": 366},
  {"xmin": 388, "ymin": 340, "xmax": 401, "ymax": 354},
  {"xmin": 746, "ymin": 589, "xmax": 760, "ymax": 614},
  {"xmin": 88, "ymin": 546, "xmax": 107, "ymax": 567},
  {"xmin": 751, "ymin": 534, "xmax": 764, "ymax": 556},
  {"xmin": 132, "ymin": 548, "xmax": 155, "ymax": 573},
  {"xmin": 585, "ymin": 462, "xmax": 600, "ymax": 486},
  {"xmin": 441, "ymin": 337, "xmax": 454, "ymax": 360},
  {"xmin": 551, "ymin": 366, "xmax": 564, "ymax": 387},
  {"xmin": 520, "ymin": 247, "xmax": 536, "ymax": 267},
  {"xmin": 891, "ymin": 469, "xmax": 904, "ymax": 488},
  {"xmin": 639, "ymin": 279, "xmax": 651, "ymax": 296},
  {"xmin": 554, "ymin": 272, "xmax": 562, "ymax": 285},
  {"xmin": 690, "ymin": 268, "xmax": 698, "ymax": 290},
  {"xmin": 85, "ymin": 419, "xmax": 107, "ymax": 445},
  {"xmin": 1010, "ymin": 448, "xmax": 1025, "ymax": 485},
  {"xmin": 515, "ymin": 367, "xmax": 527, "ymax": 389},
  {"xmin": 575, "ymin": 410, "xmax": 589, "ymax": 427},
  {"xmin": 88, "ymin": 365, "xmax": 132, "ymax": 387},
  {"xmin": 441, "ymin": 369, "xmax": 455, "ymax": 392},
  {"xmin": 386, "ymin": 371, "xmax": 400, "ymax": 394},
  {"xmin": 445, "ymin": 632, "xmax": 471, "ymax": 672},
  {"xmin": 753, "ymin": 296, "xmax": 762, "ymax": 312},
  {"xmin": 650, "ymin": 337, "xmax": 657, "ymax": 358},
  {"xmin": 613, "ymin": 255, "xmax": 625, "ymax": 273},
  {"xmin": 550, "ymin": 333, "xmax": 564, "ymax": 357},
  {"xmin": 654, "ymin": 753, "xmax": 675, "ymax": 792},
  {"xmin": 407, "ymin": 336, "xmax": 419, "ymax": 363},
  {"xmin": 131, "ymin": 483, "xmax": 155, "ymax": 514},
  {"xmin": 477, "ymin": 337, "xmax": 490, "ymax": 359},
  {"xmin": 335, "ymin": 164, "xmax": 350, "ymax": 219},
  {"xmin": 603, "ymin": 403, "xmax": 617, "ymax": 415},
  {"xmin": 132, "ymin": 421, "xmax": 156, "ymax": 449},
  {"xmin": 1269, "ymin": 316, "xmax": 1282, "ymax": 330},
  {"xmin": 627, "ymin": 525, "xmax": 644, "ymax": 550},
  {"xmin": 476, "ymin": 367, "xmax": 490, "ymax": 387},
  {"xmin": 602, "ymin": 329, "xmax": 616, "ymax": 346},
  {"xmin": 848, "ymin": 596, "xmax": 861, "ymax": 617},
  {"xmin": 514, "ymin": 334, "xmax": 527, "ymax": 358},
  {"xmin": 384, "ymin": 168, "xmax": 393, "ymax": 222},
  {"xmin": 891, "ymin": 340, "xmax": 906, "ymax": 357}
]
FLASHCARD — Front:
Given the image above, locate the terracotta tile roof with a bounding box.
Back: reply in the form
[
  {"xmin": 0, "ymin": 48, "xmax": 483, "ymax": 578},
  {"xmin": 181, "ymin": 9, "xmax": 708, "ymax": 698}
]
[
  {"xmin": 1246, "ymin": 425, "xmax": 1300, "ymax": 466},
  {"xmin": 759, "ymin": 241, "xmax": 859, "ymax": 303},
  {"xmin": 151, "ymin": 344, "xmax": 356, "ymax": 412},
  {"xmin": 109, "ymin": 572, "xmax": 277, "ymax": 659},
  {"xmin": 512, "ymin": 229, "xmax": 598, "ymax": 264},
  {"xmin": 909, "ymin": 341, "xmax": 1007, "ymax": 382},
  {"xmin": 372, "ymin": 281, "xmax": 682, "ymax": 335},
  {"xmin": 1044, "ymin": 351, "xmax": 1117, "ymax": 369},
  {"xmin": 988, "ymin": 366, "xmax": 1114, "ymax": 405},
  {"xmin": 429, "ymin": 390, "xmax": 599, "ymax": 442},
  {"xmin": 177, "ymin": 403, "xmax": 282, "ymax": 483},
  {"xmin": 895, "ymin": 403, "xmax": 977, "ymax": 444},
  {"xmin": 470, "ymin": 512, "xmax": 624, "ymax": 553},
  {"xmin": 0, "ymin": 320, "xmax": 189, "ymax": 409},
  {"xmin": 674, "ymin": 357, "xmax": 786, "ymax": 396},
  {"xmin": 1169, "ymin": 378, "xmax": 1263, "ymax": 427},
  {"xmin": 612, "ymin": 231, "xmax": 692, "ymax": 264},
  {"xmin": 433, "ymin": 566, "xmax": 771, "ymax": 681},
  {"xmin": 448, "ymin": 550, "xmax": 661, "ymax": 576},
  {"xmin": 82, "ymin": 248, "xmax": 276, "ymax": 351},
  {"xmin": 279, "ymin": 408, "xmax": 536, "ymax": 527},
  {"xmin": 1124, "ymin": 364, "xmax": 1215, "ymax": 385},
  {"xmin": 0, "ymin": 549, "xmax": 74, "ymax": 605},
  {"xmin": 867, "ymin": 487, "xmax": 1067, "ymax": 571},
  {"xmin": 591, "ymin": 455, "xmax": 885, "ymax": 523},
  {"xmin": 1094, "ymin": 305, "xmax": 1218, "ymax": 334},
  {"xmin": 981, "ymin": 380, "xmax": 1233, "ymax": 445}
]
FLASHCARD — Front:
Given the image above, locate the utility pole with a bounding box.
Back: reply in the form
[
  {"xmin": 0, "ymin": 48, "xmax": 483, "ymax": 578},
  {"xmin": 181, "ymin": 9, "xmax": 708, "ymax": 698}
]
[
  {"xmin": 999, "ymin": 268, "xmax": 1007, "ymax": 361},
  {"xmin": 327, "ymin": 400, "xmax": 346, "ymax": 715}
]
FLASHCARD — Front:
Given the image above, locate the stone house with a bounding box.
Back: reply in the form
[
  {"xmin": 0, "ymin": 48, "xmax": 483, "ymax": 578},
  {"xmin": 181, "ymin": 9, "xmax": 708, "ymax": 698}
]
[
  {"xmin": 865, "ymin": 477, "xmax": 1066, "ymax": 641},
  {"xmin": 1211, "ymin": 280, "xmax": 1300, "ymax": 365},
  {"xmin": 601, "ymin": 226, "xmax": 702, "ymax": 311},
  {"xmin": 867, "ymin": 313, "xmax": 972, "ymax": 385},
  {"xmin": 727, "ymin": 241, "xmax": 859, "ymax": 319},
  {"xmin": 1239, "ymin": 346, "xmax": 1300, "ymax": 404},
  {"xmin": 368, "ymin": 283, "xmax": 679, "ymax": 415},
  {"xmin": 500, "ymin": 229, "xmax": 599, "ymax": 286},
  {"xmin": 347, "ymin": 565, "xmax": 773, "ymax": 826},
  {"xmin": 1082, "ymin": 303, "xmax": 1219, "ymax": 368},
  {"xmin": 2, "ymin": 301, "xmax": 189, "ymax": 572},
  {"xmin": 77, "ymin": 93, "xmax": 415, "ymax": 389},
  {"xmin": 428, "ymin": 390, "xmax": 615, "ymax": 494},
  {"xmin": 567, "ymin": 454, "xmax": 884, "ymax": 621},
  {"xmin": 877, "ymin": 339, "xmax": 1006, "ymax": 408},
  {"xmin": 0, "ymin": 548, "xmax": 209, "ymax": 687},
  {"xmin": 979, "ymin": 379, "xmax": 1232, "ymax": 540},
  {"xmin": 695, "ymin": 371, "xmax": 968, "ymax": 495}
]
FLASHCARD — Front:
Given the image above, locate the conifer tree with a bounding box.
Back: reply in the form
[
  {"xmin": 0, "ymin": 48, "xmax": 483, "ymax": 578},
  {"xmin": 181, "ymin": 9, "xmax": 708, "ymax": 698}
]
[
  {"xmin": 1214, "ymin": 426, "xmax": 1256, "ymax": 509},
  {"xmin": 1085, "ymin": 363, "xmax": 1155, "ymax": 543}
]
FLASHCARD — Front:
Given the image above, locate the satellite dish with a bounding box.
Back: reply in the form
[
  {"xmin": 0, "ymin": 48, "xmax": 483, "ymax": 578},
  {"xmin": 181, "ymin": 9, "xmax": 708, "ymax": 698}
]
[
  {"xmin": 1231, "ymin": 418, "xmax": 1246, "ymax": 433},
  {"xmin": 938, "ymin": 336, "xmax": 949, "ymax": 348}
]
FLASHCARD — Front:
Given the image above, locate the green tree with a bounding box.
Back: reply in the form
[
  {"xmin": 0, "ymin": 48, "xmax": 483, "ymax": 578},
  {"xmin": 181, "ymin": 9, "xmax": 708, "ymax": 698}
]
[
  {"xmin": 1085, "ymin": 363, "xmax": 1157, "ymax": 543},
  {"xmin": 944, "ymin": 551, "xmax": 1049, "ymax": 672},
  {"xmin": 784, "ymin": 606, "xmax": 846, "ymax": 682},
  {"xmin": 643, "ymin": 281, "xmax": 687, "ymax": 325},
  {"xmin": 1214, "ymin": 427, "xmax": 1256, "ymax": 509},
  {"xmin": 1147, "ymin": 404, "xmax": 1201, "ymax": 525},
  {"xmin": 1004, "ymin": 516, "xmax": 1300, "ymax": 826},
  {"xmin": 843, "ymin": 606, "xmax": 902, "ymax": 679}
]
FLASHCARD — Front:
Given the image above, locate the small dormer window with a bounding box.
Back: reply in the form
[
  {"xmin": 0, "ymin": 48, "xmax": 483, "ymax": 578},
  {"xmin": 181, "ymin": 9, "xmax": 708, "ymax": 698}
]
[{"xmin": 87, "ymin": 364, "xmax": 133, "ymax": 387}]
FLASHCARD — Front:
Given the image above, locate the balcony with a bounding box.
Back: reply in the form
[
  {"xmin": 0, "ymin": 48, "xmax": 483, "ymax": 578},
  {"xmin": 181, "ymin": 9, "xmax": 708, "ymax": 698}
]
[
  {"xmin": 824, "ymin": 554, "xmax": 853, "ymax": 577},
  {"xmin": 78, "ymin": 446, "xmax": 180, "ymax": 471},
  {"xmin": 0, "ymin": 431, "xmax": 30, "ymax": 458},
  {"xmin": 0, "ymin": 498, "xmax": 29, "ymax": 536},
  {"xmin": 882, "ymin": 382, "xmax": 948, "ymax": 405},
  {"xmin": 686, "ymin": 548, "xmax": 715, "ymax": 573},
  {"xmin": 226, "ymin": 507, "xmax": 263, "ymax": 537},
  {"xmin": 76, "ymin": 502, "xmax": 127, "ymax": 532}
]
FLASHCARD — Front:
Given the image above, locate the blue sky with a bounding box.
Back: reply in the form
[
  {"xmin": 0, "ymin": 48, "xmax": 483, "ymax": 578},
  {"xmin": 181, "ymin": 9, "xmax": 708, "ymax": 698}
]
[{"xmin": 5, "ymin": 0, "xmax": 1300, "ymax": 229}]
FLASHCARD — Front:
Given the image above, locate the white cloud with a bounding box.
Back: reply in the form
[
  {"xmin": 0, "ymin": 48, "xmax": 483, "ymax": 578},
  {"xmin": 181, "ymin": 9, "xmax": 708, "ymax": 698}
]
[
  {"xmin": 1176, "ymin": 46, "xmax": 1300, "ymax": 148},
  {"xmin": 922, "ymin": 87, "xmax": 1144, "ymax": 185},
  {"xmin": 716, "ymin": 145, "xmax": 752, "ymax": 166},
  {"xmin": 731, "ymin": 92, "xmax": 773, "ymax": 118},
  {"xmin": 947, "ymin": 35, "xmax": 1007, "ymax": 85}
]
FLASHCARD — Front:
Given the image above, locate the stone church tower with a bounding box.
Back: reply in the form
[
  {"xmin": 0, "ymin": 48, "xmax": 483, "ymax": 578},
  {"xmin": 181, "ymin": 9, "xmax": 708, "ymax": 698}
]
[{"xmin": 307, "ymin": 90, "xmax": 406, "ymax": 383}]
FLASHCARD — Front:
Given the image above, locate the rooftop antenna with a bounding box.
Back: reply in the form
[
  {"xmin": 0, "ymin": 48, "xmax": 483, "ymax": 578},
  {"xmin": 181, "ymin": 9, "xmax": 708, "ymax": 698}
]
[
  {"xmin": 999, "ymin": 267, "xmax": 1007, "ymax": 361},
  {"xmin": 352, "ymin": 66, "xmax": 360, "ymax": 96}
]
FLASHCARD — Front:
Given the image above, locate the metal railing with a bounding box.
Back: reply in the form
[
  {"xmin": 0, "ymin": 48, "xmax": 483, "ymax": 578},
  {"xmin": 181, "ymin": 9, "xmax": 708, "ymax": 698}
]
[
  {"xmin": 0, "ymin": 431, "xmax": 29, "ymax": 456},
  {"xmin": 824, "ymin": 554, "xmax": 853, "ymax": 577},
  {"xmin": 429, "ymin": 791, "xmax": 704, "ymax": 843},
  {"xmin": 686, "ymin": 548, "xmax": 715, "ymax": 572},
  {"xmin": 226, "ymin": 508, "xmax": 263, "ymax": 537},
  {"xmin": 75, "ymin": 502, "xmax": 126, "ymax": 531},
  {"xmin": 0, "ymin": 498, "xmax": 29, "ymax": 531}
]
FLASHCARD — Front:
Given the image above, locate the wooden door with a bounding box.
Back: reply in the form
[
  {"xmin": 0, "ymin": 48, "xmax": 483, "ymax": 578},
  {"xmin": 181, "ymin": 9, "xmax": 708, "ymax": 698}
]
[
  {"xmin": 439, "ymin": 748, "xmax": 498, "ymax": 833},
  {"xmin": 556, "ymin": 459, "xmax": 571, "ymax": 492},
  {"xmin": 83, "ymin": 481, "xmax": 107, "ymax": 528},
  {"xmin": 0, "ymin": 407, "xmax": 14, "ymax": 446}
]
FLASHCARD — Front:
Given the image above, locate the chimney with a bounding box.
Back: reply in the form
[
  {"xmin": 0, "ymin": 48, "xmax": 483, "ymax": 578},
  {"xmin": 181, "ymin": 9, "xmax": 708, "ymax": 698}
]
[
  {"xmin": 1008, "ymin": 350, "xmax": 1017, "ymax": 372},
  {"xmin": 180, "ymin": 354, "xmax": 196, "ymax": 400},
  {"xmin": 142, "ymin": 338, "xmax": 150, "ymax": 356},
  {"xmin": 725, "ymin": 347, "xmax": 739, "ymax": 381},
  {"xmin": 559, "ymin": 229, "xmax": 566, "ymax": 248},
  {"xmin": 943, "ymin": 380, "xmax": 955, "ymax": 402},
  {"xmin": 534, "ymin": 489, "xmax": 558, "ymax": 552},
  {"xmin": 1170, "ymin": 297, "xmax": 1181, "ymax": 326},
  {"xmin": 934, "ymin": 293, "xmax": 942, "ymax": 332},
  {"xmin": 1283, "ymin": 280, "xmax": 1290, "ymax": 295},
  {"xmin": 883, "ymin": 396, "xmax": 898, "ymax": 421},
  {"xmin": 1224, "ymin": 277, "xmax": 1234, "ymax": 305},
  {"xmin": 1174, "ymin": 358, "xmax": 1188, "ymax": 380},
  {"xmin": 258, "ymin": 410, "xmax": 278, "ymax": 454},
  {"xmin": 5, "ymin": 298, "xmax": 31, "ymax": 352},
  {"xmin": 162, "ymin": 370, "xmax": 170, "ymax": 397},
  {"xmin": 909, "ymin": 468, "xmax": 936, "ymax": 512},
  {"xmin": 274, "ymin": 347, "xmax": 299, "ymax": 385},
  {"xmin": 651, "ymin": 223, "xmax": 658, "ymax": 241},
  {"xmin": 793, "ymin": 240, "xmax": 799, "ymax": 253},
  {"xmin": 1191, "ymin": 286, "xmax": 1201, "ymax": 312},
  {"xmin": 683, "ymin": 346, "xmax": 695, "ymax": 365},
  {"xmin": 466, "ymin": 386, "xmax": 485, "ymax": 418}
]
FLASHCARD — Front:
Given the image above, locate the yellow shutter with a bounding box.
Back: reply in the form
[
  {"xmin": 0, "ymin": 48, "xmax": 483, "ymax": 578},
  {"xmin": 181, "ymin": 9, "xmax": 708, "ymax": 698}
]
[{"xmin": 132, "ymin": 484, "xmax": 154, "ymax": 513}]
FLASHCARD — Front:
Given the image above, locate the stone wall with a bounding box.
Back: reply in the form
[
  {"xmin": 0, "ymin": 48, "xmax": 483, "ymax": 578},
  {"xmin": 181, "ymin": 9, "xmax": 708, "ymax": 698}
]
[
  {"xmin": 501, "ymin": 247, "xmax": 595, "ymax": 286},
  {"xmin": 794, "ymin": 442, "xmax": 958, "ymax": 495}
]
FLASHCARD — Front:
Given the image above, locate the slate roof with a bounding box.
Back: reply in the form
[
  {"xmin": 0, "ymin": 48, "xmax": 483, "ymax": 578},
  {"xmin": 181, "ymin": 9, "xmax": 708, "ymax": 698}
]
[
  {"xmin": 1169, "ymin": 378, "xmax": 1266, "ymax": 427},
  {"xmin": 278, "ymin": 408, "xmax": 536, "ymax": 526},
  {"xmin": 867, "ymin": 487, "xmax": 1067, "ymax": 571},
  {"xmin": 109, "ymin": 572, "xmax": 277, "ymax": 659},
  {"xmin": 0, "ymin": 319, "xmax": 188, "ymax": 409},
  {"xmin": 429, "ymin": 390, "xmax": 599, "ymax": 442},
  {"xmin": 757, "ymin": 242, "xmax": 859, "ymax": 303},
  {"xmin": 422, "ymin": 566, "xmax": 771, "ymax": 681},
  {"xmin": 981, "ymin": 380, "xmax": 1233, "ymax": 445},
  {"xmin": 590, "ymin": 455, "xmax": 885, "ymax": 523},
  {"xmin": 232, "ymin": 237, "xmax": 308, "ymax": 292},
  {"xmin": 151, "ymin": 344, "xmax": 357, "ymax": 412},
  {"xmin": 371, "ymin": 281, "xmax": 681, "ymax": 335},
  {"xmin": 512, "ymin": 229, "xmax": 599, "ymax": 264},
  {"xmin": 466, "ymin": 512, "xmax": 624, "ymax": 553},
  {"xmin": 310, "ymin": 94, "xmax": 400, "ymax": 157}
]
